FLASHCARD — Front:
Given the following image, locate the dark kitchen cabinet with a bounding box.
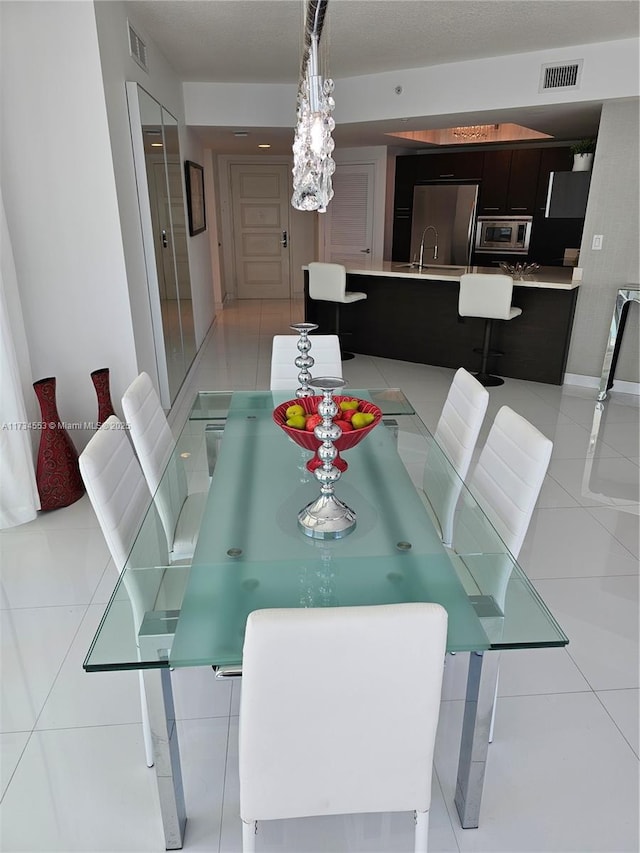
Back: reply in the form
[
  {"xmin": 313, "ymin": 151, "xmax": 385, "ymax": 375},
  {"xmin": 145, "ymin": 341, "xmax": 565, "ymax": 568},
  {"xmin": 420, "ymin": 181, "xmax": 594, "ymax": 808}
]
[
  {"xmin": 506, "ymin": 148, "xmax": 541, "ymax": 214},
  {"xmin": 478, "ymin": 150, "xmax": 512, "ymax": 214},
  {"xmin": 535, "ymin": 148, "xmax": 573, "ymax": 213},
  {"xmin": 392, "ymin": 156, "xmax": 417, "ymax": 261},
  {"xmin": 414, "ymin": 150, "xmax": 484, "ymax": 182},
  {"xmin": 545, "ymin": 171, "xmax": 592, "ymax": 218}
]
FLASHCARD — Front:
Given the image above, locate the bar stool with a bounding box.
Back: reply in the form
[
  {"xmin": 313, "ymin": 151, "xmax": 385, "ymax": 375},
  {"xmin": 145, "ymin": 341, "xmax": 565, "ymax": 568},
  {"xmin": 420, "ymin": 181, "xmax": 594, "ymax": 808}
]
[
  {"xmin": 308, "ymin": 262, "xmax": 367, "ymax": 361},
  {"xmin": 458, "ymin": 273, "xmax": 521, "ymax": 387}
]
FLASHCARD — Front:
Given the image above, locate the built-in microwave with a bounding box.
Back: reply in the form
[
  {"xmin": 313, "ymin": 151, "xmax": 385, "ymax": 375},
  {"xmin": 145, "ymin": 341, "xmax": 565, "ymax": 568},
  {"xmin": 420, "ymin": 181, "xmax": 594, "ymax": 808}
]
[{"xmin": 475, "ymin": 216, "xmax": 532, "ymax": 254}]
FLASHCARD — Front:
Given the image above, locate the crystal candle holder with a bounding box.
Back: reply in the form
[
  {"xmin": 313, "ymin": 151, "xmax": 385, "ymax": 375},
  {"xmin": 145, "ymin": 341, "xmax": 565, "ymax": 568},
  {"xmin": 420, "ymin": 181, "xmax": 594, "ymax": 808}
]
[
  {"xmin": 290, "ymin": 322, "xmax": 319, "ymax": 397},
  {"xmin": 296, "ymin": 377, "xmax": 357, "ymax": 540}
]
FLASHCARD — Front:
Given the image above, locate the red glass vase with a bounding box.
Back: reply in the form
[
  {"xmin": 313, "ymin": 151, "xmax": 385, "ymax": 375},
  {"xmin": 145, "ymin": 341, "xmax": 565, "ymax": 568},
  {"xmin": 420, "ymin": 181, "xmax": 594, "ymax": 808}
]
[
  {"xmin": 33, "ymin": 377, "xmax": 85, "ymax": 511},
  {"xmin": 90, "ymin": 368, "xmax": 115, "ymax": 427}
]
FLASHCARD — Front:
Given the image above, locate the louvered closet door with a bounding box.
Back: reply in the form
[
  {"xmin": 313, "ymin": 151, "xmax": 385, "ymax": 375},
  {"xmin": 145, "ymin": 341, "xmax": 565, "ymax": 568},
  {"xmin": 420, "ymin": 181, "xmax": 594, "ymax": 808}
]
[{"xmin": 324, "ymin": 163, "xmax": 375, "ymax": 267}]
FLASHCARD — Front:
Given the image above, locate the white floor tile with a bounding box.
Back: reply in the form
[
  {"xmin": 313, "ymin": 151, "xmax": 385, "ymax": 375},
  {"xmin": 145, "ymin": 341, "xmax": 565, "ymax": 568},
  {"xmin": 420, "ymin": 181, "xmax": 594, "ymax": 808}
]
[
  {"xmin": 546, "ymin": 421, "xmax": 622, "ymax": 459},
  {"xmin": 534, "ymin": 576, "xmax": 639, "ymax": 690},
  {"xmin": 0, "ymin": 725, "xmax": 166, "ymax": 851},
  {"xmin": 1, "ymin": 605, "xmax": 86, "ymax": 732},
  {"xmin": 518, "ymin": 507, "xmax": 639, "ymax": 578},
  {"xmin": 587, "ymin": 505, "xmax": 640, "ymax": 558},
  {"xmin": 0, "ymin": 527, "xmax": 110, "ymax": 609},
  {"xmin": 34, "ymin": 604, "xmax": 146, "ymax": 731},
  {"xmin": 0, "ymin": 731, "xmax": 30, "ymax": 798},
  {"xmin": 596, "ymin": 688, "xmax": 639, "ymax": 757},
  {"xmin": 548, "ymin": 456, "xmax": 639, "ymax": 507},
  {"xmin": 435, "ymin": 693, "xmax": 639, "ymax": 853}
]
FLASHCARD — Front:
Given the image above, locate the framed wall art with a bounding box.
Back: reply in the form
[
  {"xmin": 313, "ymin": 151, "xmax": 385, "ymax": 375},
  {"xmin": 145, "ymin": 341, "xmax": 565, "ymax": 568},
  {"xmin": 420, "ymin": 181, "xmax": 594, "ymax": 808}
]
[{"xmin": 184, "ymin": 160, "xmax": 206, "ymax": 236}]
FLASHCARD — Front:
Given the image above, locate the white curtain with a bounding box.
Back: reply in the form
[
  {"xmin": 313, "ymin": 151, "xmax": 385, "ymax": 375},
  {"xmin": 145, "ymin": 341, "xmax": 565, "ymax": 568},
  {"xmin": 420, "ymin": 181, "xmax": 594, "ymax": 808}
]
[{"xmin": 0, "ymin": 189, "xmax": 40, "ymax": 527}]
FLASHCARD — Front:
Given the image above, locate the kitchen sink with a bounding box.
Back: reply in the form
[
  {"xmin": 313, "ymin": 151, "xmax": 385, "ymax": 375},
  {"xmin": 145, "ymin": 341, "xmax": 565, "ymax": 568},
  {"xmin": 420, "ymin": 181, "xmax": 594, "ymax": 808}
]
[{"xmin": 393, "ymin": 263, "xmax": 466, "ymax": 274}]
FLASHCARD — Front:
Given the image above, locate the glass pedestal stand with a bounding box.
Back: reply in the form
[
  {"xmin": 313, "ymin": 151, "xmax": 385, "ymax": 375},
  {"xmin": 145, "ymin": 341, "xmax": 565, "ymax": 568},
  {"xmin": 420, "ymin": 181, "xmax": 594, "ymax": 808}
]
[
  {"xmin": 297, "ymin": 377, "xmax": 357, "ymax": 540},
  {"xmin": 290, "ymin": 322, "xmax": 318, "ymax": 397}
]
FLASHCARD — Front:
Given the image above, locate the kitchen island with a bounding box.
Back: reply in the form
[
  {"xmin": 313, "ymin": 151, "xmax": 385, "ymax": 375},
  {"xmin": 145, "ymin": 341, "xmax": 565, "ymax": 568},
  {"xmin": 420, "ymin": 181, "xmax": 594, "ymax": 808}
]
[{"xmin": 303, "ymin": 263, "xmax": 580, "ymax": 385}]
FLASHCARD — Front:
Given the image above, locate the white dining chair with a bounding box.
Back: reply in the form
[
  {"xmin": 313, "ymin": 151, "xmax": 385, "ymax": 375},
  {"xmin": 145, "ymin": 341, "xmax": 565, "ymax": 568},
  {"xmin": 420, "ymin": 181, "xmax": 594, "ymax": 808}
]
[
  {"xmin": 79, "ymin": 415, "xmax": 171, "ymax": 768},
  {"xmin": 422, "ymin": 367, "xmax": 489, "ymax": 545},
  {"xmin": 239, "ymin": 602, "xmax": 448, "ymax": 853},
  {"xmin": 269, "ymin": 334, "xmax": 342, "ymax": 391},
  {"xmin": 454, "ymin": 405, "xmax": 553, "ymax": 739},
  {"xmin": 122, "ymin": 372, "xmax": 207, "ymax": 562}
]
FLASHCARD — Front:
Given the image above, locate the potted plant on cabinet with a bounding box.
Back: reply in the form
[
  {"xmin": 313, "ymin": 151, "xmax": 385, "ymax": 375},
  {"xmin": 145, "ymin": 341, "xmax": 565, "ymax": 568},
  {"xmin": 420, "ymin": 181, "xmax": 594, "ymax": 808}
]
[{"xmin": 571, "ymin": 138, "xmax": 596, "ymax": 171}]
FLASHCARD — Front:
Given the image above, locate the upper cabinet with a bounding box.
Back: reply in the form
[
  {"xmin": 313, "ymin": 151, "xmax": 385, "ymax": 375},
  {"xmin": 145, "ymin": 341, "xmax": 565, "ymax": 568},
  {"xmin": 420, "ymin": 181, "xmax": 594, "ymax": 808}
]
[
  {"xmin": 535, "ymin": 148, "xmax": 573, "ymax": 214},
  {"xmin": 506, "ymin": 149, "xmax": 541, "ymax": 214},
  {"xmin": 545, "ymin": 171, "xmax": 592, "ymax": 218},
  {"xmin": 414, "ymin": 151, "xmax": 485, "ymax": 182},
  {"xmin": 478, "ymin": 149, "xmax": 542, "ymax": 215},
  {"xmin": 478, "ymin": 150, "xmax": 511, "ymax": 213}
]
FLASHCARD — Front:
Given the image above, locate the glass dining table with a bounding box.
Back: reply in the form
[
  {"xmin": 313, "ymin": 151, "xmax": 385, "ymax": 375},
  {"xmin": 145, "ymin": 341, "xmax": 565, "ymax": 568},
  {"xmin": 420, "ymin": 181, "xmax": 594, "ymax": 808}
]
[{"xmin": 84, "ymin": 388, "xmax": 568, "ymax": 850}]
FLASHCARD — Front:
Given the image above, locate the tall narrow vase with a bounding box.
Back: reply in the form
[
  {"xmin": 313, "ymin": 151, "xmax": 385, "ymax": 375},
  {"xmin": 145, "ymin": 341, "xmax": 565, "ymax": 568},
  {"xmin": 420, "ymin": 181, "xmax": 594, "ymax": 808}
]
[
  {"xmin": 33, "ymin": 377, "xmax": 85, "ymax": 511},
  {"xmin": 90, "ymin": 368, "xmax": 115, "ymax": 427}
]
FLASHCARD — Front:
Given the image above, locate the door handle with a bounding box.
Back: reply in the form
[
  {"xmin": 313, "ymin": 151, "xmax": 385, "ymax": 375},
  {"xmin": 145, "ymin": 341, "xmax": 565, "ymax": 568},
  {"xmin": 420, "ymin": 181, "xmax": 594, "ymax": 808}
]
[
  {"xmin": 360, "ymin": 248, "xmax": 371, "ymax": 253},
  {"xmin": 281, "ymin": 230, "xmax": 288, "ymax": 248},
  {"xmin": 161, "ymin": 229, "xmax": 168, "ymax": 248}
]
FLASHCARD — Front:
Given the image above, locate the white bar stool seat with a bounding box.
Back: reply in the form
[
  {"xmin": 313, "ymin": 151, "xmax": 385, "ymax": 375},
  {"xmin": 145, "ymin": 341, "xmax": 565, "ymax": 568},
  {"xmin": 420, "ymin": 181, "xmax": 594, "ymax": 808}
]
[
  {"xmin": 308, "ymin": 261, "xmax": 367, "ymax": 361},
  {"xmin": 458, "ymin": 273, "xmax": 521, "ymax": 386}
]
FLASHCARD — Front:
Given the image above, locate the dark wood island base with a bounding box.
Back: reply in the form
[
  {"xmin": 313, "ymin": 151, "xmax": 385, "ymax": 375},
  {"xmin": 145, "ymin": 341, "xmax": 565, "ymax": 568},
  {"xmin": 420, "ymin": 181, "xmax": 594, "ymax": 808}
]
[{"xmin": 304, "ymin": 268, "xmax": 579, "ymax": 385}]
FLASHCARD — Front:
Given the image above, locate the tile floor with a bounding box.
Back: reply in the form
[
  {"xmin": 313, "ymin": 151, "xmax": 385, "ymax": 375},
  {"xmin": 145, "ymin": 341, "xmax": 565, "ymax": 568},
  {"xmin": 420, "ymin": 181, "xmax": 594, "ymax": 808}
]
[{"xmin": 1, "ymin": 298, "xmax": 638, "ymax": 852}]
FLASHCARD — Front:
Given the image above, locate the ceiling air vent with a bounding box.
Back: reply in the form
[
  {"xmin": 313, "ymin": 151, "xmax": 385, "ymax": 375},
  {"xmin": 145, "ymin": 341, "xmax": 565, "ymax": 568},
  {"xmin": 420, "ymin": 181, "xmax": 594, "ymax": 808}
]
[
  {"xmin": 539, "ymin": 60, "xmax": 582, "ymax": 92},
  {"xmin": 128, "ymin": 23, "xmax": 148, "ymax": 72}
]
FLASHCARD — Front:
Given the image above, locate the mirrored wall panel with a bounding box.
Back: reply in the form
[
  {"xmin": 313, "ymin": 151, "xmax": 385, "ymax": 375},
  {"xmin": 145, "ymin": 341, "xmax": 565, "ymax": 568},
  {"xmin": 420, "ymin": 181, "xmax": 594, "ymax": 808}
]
[{"xmin": 128, "ymin": 84, "xmax": 196, "ymax": 405}]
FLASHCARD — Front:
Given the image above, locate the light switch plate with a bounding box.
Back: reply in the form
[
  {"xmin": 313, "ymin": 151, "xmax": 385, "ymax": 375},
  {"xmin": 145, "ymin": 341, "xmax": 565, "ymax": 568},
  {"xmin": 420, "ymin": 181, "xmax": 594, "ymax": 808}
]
[{"xmin": 592, "ymin": 234, "xmax": 603, "ymax": 250}]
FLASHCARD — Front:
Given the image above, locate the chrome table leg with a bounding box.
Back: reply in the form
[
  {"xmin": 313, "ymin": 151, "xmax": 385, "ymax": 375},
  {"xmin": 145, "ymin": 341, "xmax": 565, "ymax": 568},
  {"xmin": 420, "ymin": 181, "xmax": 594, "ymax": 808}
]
[
  {"xmin": 142, "ymin": 665, "xmax": 186, "ymax": 849},
  {"xmin": 454, "ymin": 650, "xmax": 501, "ymax": 829}
]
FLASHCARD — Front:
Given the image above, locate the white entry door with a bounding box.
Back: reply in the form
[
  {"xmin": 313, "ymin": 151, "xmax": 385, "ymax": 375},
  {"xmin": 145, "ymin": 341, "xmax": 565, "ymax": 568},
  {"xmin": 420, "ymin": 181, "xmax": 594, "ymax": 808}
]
[
  {"xmin": 323, "ymin": 163, "xmax": 375, "ymax": 267},
  {"xmin": 230, "ymin": 163, "xmax": 291, "ymax": 298}
]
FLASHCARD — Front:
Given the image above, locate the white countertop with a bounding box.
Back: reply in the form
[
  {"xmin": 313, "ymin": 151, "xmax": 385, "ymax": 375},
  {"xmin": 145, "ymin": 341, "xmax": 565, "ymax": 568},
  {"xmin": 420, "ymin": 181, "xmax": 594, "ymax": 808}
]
[{"xmin": 341, "ymin": 261, "xmax": 579, "ymax": 290}]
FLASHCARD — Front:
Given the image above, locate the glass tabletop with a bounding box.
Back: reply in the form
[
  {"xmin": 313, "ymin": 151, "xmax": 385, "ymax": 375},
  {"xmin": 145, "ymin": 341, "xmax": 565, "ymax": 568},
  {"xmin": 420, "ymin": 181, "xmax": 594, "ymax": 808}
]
[
  {"xmin": 188, "ymin": 388, "xmax": 416, "ymax": 420},
  {"xmin": 84, "ymin": 389, "xmax": 567, "ymax": 673}
]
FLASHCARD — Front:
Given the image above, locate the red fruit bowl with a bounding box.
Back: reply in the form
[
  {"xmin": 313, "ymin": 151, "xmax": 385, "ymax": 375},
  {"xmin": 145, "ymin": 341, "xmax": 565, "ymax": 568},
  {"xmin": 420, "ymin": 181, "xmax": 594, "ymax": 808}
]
[{"xmin": 273, "ymin": 395, "xmax": 382, "ymax": 472}]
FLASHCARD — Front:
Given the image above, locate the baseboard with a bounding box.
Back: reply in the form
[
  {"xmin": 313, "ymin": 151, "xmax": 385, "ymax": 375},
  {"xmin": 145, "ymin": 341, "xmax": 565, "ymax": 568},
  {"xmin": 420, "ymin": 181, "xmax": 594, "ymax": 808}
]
[{"xmin": 564, "ymin": 373, "xmax": 640, "ymax": 396}]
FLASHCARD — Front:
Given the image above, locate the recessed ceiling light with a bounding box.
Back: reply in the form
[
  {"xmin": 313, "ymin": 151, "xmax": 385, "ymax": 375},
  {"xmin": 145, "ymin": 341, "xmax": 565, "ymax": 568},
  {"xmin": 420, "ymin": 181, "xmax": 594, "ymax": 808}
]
[
  {"xmin": 234, "ymin": 131, "xmax": 249, "ymax": 137},
  {"xmin": 258, "ymin": 144, "xmax": 271, "ymax": 149}
]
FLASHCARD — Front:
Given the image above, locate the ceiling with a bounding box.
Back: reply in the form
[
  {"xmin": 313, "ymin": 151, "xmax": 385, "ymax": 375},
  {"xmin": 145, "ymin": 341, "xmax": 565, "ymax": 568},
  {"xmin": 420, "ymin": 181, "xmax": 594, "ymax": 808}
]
[{"xmin": 128, "ymin": 0, "xmax": 639, "ymax": 154}]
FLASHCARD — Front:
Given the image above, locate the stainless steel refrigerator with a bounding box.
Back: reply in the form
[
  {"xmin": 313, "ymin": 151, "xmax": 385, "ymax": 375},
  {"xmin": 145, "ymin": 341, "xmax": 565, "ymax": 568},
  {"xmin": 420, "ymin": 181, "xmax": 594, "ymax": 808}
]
[{"xmin": 409, "ymin": 183, "xmax": 479, "ymax": 267}]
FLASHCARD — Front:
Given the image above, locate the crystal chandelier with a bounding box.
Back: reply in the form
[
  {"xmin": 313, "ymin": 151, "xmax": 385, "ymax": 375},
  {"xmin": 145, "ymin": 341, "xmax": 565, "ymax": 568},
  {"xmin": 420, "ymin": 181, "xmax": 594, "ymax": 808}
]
[
  {"xmin": 452, "ymin": 124, "xmax": 498, "ymax": 141},
  {"xmin": 291, "ymin": 1, "xmax": 335, "ymax": 213}
]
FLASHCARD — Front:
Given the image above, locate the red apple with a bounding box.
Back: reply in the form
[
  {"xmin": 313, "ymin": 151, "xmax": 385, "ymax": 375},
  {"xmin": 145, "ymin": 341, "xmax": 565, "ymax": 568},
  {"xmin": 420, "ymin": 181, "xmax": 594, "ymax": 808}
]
[{"xmin": 305, "ymin": 413, "xmax": 322, "ymax": 431}]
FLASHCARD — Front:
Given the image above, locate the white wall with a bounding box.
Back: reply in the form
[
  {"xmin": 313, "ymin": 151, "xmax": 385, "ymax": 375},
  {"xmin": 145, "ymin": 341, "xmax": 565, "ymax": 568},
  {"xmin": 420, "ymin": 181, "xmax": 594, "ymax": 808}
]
[
  {"xmin": 1, "ymin": 1, "xmax": 138, "ymax": 450},
  {"xmin": 335, "ymin": 39, "xmax": 639, "ymax": 125},
  {"xmin": 568, "ymin": 98, "xmax": 639, "ymax": 382},
  {"xmin": 183, "ymin": 38, "xmax": 639, "ymax": 129},
  {"xmin": 94, "ymin": 1, "xmax": 215, "ymax": 360}
]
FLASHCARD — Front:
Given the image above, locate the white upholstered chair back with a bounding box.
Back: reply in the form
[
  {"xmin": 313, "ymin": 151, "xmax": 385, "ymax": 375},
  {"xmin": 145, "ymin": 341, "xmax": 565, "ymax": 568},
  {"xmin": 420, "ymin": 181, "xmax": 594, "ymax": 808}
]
[
  {"xmin": 122, "ymin": 373, "xmax": 205, "ymax": 562},
  {"xmin": 423, "ymin": 368, "xmax": 489, "ymax": 545},
  {"xmin": 79, "ymin": 415, "xmax": 167, "ymax": 572},
  {"xmin": 270, "ymin": 334, "xmax": 342, "ymax": 391},
  {"xmin": 79, "ymin": 415, "xmax": 169, "ymax": 768},
  {"xmin": 458, "ymin": 273, "xmax": 520, "ymax": 321},
  {"xmin": 433, "ymin": 368, "xmax": 489, "ymax": 479},
  {"xmin": 239, "ymin": 602, "xmax": 448, "ymax": 852},
  {"xmin": 465, "ymin": 405, "xmax": 552, "ymax": 560},
  {"xmin": 308, "ymin": 261, "xmax": 348, "ymax": 302}
]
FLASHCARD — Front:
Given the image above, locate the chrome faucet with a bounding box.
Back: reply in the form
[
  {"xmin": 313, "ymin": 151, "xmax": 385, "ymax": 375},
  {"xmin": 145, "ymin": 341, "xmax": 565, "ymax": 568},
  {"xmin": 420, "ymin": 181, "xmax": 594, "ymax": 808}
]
[{"xmin": 417, "ymin": 225, "xmax": 439, "ymax": 268}]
